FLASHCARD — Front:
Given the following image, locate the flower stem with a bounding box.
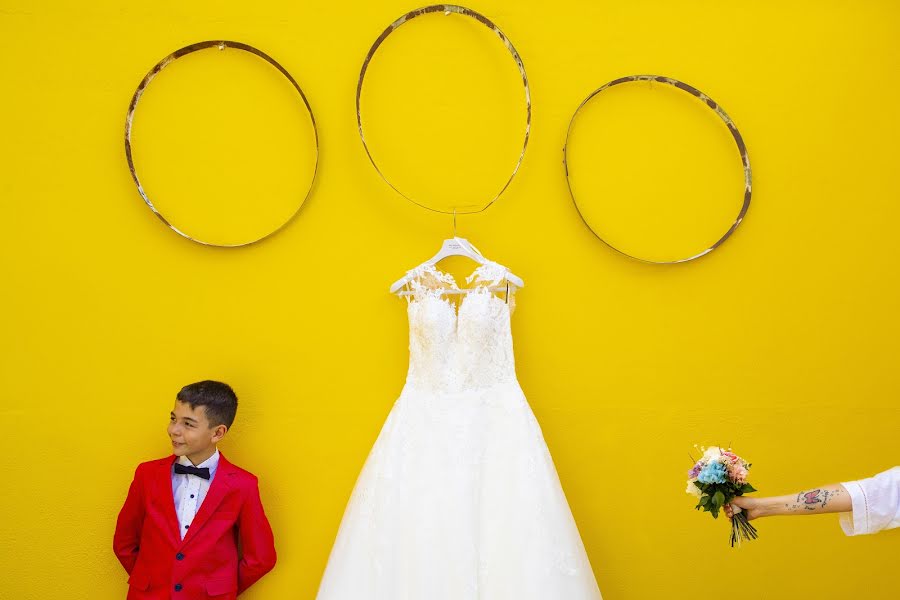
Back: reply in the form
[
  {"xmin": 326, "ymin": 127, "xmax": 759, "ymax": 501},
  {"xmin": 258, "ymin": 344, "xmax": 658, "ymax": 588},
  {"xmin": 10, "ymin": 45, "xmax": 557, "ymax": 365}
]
[{"xmin": 731, "ymin": 512, "xmax": 759, "ymax": 547}]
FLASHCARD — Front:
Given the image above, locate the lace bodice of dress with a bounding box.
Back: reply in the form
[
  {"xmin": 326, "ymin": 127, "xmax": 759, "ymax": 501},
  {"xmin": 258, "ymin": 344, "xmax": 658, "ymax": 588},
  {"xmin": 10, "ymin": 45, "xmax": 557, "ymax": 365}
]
[{"xmin": 403, "ymin": 261, "xmax": 518, "ymax": 393}]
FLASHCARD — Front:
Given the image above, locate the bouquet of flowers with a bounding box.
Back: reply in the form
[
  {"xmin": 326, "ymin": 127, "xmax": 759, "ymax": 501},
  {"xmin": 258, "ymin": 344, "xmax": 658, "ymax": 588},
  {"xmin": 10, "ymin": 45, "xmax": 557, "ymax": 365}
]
[{"xmin": 686, "ymin": 445, "xmax": 758, "ymax": 547}]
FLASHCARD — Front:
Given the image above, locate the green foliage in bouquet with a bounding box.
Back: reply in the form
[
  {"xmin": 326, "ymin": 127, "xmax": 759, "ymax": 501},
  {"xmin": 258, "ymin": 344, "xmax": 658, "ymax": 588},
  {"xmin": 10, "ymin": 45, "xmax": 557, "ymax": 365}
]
[{"xmin": 693, "ymin": 480, "xmax": 756, "ymax": 519}]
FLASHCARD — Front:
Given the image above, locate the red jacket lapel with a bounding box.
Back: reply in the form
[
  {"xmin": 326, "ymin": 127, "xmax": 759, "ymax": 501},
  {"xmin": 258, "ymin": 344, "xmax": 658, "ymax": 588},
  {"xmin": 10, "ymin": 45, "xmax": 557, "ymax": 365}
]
[
  {"xmin": 179, "ymin": 452, "xmax": 235, "ymax": 548},
  {"xmin": 151, "ymin": 456, "xmax": 181, "ymax": 545}
]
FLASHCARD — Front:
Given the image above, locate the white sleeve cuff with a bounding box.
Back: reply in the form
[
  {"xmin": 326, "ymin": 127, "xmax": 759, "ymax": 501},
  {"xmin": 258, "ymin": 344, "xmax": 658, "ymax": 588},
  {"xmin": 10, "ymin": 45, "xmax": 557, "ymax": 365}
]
[{"xmin": 838, "ymin": 480, "xmax": 869, "ymax": 536}]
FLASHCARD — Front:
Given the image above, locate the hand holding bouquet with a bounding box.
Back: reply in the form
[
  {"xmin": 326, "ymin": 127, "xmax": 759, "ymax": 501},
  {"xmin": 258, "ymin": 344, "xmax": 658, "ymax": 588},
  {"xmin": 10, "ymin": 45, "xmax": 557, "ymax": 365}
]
[{"xmin": 686, "ymin": 445, "xmax": 758, "ymax": 547}]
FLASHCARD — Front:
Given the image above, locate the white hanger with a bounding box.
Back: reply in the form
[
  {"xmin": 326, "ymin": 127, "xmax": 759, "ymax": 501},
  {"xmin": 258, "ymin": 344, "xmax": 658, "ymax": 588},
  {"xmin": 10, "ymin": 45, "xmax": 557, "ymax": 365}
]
[{"xmin": 390, "ymin": 212, "xmax": 524, "ymax": 294}]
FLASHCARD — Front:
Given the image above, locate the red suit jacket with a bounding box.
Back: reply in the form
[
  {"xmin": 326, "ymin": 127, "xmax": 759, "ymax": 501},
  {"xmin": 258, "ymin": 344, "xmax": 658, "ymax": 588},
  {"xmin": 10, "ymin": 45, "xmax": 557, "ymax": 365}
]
[{"xmin": 113, "ymin": 454, "xmax": 276, "ymax": 599}]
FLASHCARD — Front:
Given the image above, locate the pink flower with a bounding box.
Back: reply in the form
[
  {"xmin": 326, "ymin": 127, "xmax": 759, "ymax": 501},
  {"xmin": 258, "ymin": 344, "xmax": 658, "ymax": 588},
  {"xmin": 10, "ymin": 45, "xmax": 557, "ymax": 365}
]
[{"xmin": 728, "ymin": 463, "xmax": 748, "ymax": 484}]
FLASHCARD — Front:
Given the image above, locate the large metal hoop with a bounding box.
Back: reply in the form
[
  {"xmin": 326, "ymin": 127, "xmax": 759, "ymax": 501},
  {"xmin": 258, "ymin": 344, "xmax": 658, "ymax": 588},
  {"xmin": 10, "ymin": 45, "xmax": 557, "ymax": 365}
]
[
  {"xmin": 563, "ymin": 75, "xmax": 751, "ymax": 264},
  {"xmin": 125, "ymin": 40, "xmax": 319, "ymax": 247},
  {"xmin": 357, "ymin": 5, "xmax": 531, "ymax": 215}
]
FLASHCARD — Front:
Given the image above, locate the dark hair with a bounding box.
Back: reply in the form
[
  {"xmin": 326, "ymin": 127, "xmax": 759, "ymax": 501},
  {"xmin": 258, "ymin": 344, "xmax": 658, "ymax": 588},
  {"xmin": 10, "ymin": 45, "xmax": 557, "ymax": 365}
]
[{"xmin": 176, "ymin": 380, "xmax": 238, "ymax": 429}]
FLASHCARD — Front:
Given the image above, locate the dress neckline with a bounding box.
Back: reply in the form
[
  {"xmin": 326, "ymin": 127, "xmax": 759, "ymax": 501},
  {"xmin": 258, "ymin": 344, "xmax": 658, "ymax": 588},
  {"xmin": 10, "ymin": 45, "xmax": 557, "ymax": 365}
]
[{"xmin": 408, "ymin": 261, "xmax": 509, "ymax": 292}]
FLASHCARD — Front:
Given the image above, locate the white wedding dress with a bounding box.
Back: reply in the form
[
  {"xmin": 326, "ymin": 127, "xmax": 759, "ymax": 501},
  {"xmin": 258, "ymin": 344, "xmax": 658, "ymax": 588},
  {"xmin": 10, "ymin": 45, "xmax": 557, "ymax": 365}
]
[{"xmin": 316, "ymin": 261, "xmax": 602, "ymax": 600}]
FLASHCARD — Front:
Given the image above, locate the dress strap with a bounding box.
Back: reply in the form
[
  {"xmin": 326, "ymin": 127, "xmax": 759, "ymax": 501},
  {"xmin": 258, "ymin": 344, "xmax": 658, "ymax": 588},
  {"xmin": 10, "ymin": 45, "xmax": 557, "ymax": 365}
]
[{"xmin": 466, "ymin": 261, "xmax": 509, "ymax": 288}]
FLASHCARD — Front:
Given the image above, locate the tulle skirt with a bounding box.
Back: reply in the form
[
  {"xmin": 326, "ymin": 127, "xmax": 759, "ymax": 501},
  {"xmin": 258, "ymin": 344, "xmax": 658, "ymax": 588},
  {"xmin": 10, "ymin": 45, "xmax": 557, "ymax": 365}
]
[{"xmin": 315, "ymin": 381, "xmax": 602, "ymax": 600}]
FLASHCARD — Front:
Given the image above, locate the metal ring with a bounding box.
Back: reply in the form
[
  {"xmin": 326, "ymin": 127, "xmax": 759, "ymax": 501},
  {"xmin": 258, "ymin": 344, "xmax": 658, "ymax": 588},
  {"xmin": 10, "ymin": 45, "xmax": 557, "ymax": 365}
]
[
  {"xmin": 563, "ymin": 75, "xmax": 751, "ymax": 264},
  {"xmin": 125, "ymin": 40, "xmax": 319, "ymax": 248},
  {"xmin": 357, "ymin": 5, "xmax": 531, "ymax": 215}
]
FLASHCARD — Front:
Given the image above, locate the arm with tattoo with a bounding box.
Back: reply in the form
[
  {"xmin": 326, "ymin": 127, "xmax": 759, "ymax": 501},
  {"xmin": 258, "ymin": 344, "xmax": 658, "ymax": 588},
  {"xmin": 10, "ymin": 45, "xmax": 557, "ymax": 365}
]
[
  {"xmin": 784, "ymin": 485, "xmax": 852, "ymax": 515},
  {"xmin": 726, "ymin": 484, "xmax": 852, "ymax": 520}
]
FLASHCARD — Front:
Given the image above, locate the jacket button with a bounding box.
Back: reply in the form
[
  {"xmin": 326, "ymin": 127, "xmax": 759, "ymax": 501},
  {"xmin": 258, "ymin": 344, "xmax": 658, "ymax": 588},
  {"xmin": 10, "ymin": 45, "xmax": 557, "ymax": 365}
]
[
  {"xmin": 176, "ymin": 552, "xmax": 184, "ymax": 560},
  {"xmin": 174, "ymin": 583, "xmax": 182, "ymax": 591}
]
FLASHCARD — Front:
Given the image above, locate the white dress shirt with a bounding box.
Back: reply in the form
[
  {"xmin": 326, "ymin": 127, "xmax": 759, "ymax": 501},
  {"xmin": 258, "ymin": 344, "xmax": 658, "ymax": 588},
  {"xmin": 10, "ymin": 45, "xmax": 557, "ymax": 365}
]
[
  {"xmin": 839, "ymin": 466, "xmax": 900, "ymax": 536},
  {"xmin": 172, "ymin": 449, "xmax": 219, "ymax": 539}
]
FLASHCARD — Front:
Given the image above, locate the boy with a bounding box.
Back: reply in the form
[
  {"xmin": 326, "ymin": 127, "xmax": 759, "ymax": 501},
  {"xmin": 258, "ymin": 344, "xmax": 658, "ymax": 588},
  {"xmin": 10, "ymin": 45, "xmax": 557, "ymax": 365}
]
[{"xmin": 114, "ymin": 381, "xmax": 276, "ymax": 598}]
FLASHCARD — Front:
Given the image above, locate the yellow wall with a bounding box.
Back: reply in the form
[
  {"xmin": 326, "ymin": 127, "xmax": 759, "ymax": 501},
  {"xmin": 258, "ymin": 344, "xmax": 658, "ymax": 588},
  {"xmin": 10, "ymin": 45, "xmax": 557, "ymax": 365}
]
[{"xmin": 1, "ymin": 1, "xmax": 898, "ymax": 599}]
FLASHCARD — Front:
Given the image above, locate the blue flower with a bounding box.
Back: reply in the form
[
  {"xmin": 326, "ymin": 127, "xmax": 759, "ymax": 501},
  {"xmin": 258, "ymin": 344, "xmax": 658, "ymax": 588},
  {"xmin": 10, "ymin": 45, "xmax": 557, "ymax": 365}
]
[{"xmin": 698, "ymin": 460, "xmax": 727, "ymax": 484}]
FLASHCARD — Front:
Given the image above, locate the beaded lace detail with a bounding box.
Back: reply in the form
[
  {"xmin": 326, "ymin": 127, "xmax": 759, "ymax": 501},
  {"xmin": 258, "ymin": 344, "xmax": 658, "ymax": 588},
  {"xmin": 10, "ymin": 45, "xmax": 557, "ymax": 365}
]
[{"xmin": 402, "ymin": 262, "xmax": 518, "ymax": 392}]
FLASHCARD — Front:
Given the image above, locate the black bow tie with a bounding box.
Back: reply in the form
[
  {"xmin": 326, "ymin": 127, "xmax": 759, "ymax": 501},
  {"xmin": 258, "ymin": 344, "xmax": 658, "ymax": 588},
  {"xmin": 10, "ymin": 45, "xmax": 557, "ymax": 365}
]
[{"xmin": 174, "ymin": 463, "xmax": 210, "ymax": 480}]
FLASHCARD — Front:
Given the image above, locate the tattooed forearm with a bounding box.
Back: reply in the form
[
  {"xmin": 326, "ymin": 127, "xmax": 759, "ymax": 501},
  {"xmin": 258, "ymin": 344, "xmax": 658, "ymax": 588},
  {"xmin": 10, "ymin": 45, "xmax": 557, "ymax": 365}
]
[
  {"xmin": 794, "ymin": 488, "xmax": 844, "ymax": 512},
  {"xmin": 747, "ymin": 484, "xmax": 851, "ymax": 519}
]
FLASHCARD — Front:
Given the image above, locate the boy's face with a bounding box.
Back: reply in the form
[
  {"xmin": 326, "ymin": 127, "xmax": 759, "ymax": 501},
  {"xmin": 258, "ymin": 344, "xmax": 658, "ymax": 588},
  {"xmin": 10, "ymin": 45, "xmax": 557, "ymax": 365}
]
[{"xmin": 168, "ymin": 401, "xmax": 226, "ymax": 461}]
